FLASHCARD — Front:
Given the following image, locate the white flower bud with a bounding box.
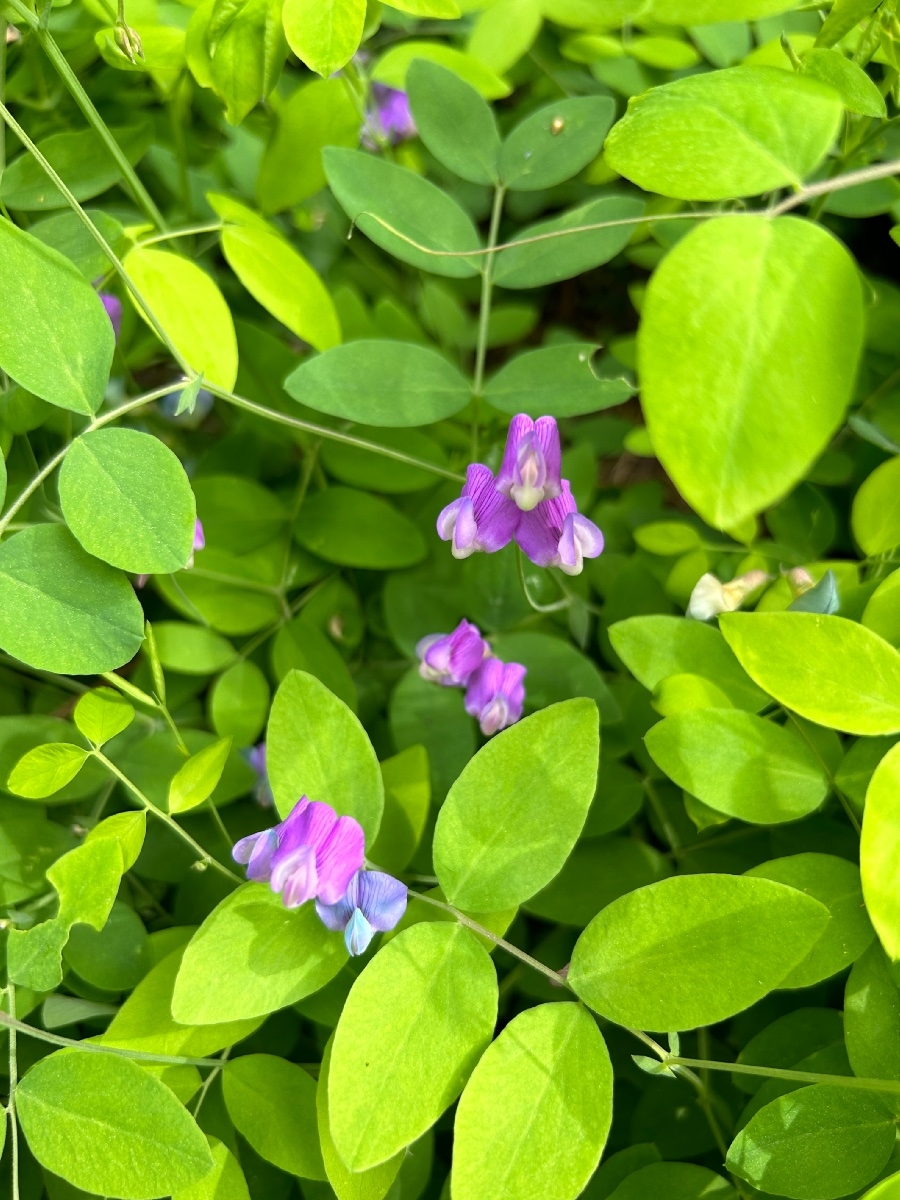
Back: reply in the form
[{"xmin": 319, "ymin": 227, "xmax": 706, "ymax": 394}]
[{"xmin": 687, "ymin": 569, "xmax": 771, "ymax": 621}]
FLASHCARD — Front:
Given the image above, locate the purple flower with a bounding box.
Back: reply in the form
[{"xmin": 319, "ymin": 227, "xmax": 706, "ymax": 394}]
[
  {"xmin": 371, "ymin": 85, "xmax": 416, "ymax": 143},
  {"xmin": 316, "ymin": 868, "xmax": 408, "ymax": 956},
  {"xmin": 437, "ymin": 463, "xmax": 519, "ymax": 559},
  {"xmin": 245, "ymin": 742, "xmax": 274, "ymax": 808},
  {"xmin": 233, "ymin": 795, "xmax": 365, "ymax": 908},
  {"xmin": 515, "ymin": 481, "xmax": 604, "ymax": 576},
  {"xmin": 497, "ymin": 414, "xmax": 562, "ymax": 513},
  {"xmin": 416, "ymin": 619, "xmax": 489, "ymax": 687},
  {"xmin": 100, "ymin": 292, "xmax": 122, "ymax": 340},
  {"xmin": 465, "ymin": 658, "xmax": 527, "ymax": 736}
]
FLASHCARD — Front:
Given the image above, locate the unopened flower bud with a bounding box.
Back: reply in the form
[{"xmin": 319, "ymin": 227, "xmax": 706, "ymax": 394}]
[
  {"xmin": 687, "ymin": 569, "xmax": 771, "ymax": 621},
  {"xmin": 114, "ymin": 21, "xmax": 143, "ymax": 62},
  {"xmin": 784, "ymin": 566, "xmax": 815, "ymax": 598}
]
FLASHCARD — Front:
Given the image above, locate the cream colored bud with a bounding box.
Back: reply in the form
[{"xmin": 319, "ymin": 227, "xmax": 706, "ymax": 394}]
[
  {"xmin": 785, "ymin": 566, "xmax": 815, "ymax": 597},
  {"xmin": 687, "ymin": 569, "xmax": 771, "ymax": 621}
]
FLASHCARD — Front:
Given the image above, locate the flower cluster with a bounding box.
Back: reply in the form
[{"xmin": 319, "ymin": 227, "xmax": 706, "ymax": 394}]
[
  {"xmin": 438, "ymin": 415, "xmax": 604, "ymax": 576},
  {"xmin": 233, "ymin": 796, "xmax": 407, "ymax": 956},
  {"xmin": 416, "ymin": 619, "xmax": 526, "ymax": 736}
]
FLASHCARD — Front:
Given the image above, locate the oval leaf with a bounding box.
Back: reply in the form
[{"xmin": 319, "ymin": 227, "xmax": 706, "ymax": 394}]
[{"xmin": 861, "ymin": 742, "xmax": 900, "ymax": 960}]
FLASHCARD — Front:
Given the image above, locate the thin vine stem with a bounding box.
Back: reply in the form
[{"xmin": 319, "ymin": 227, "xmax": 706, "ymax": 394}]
[
  {"xmin": 0, "ymin": 1009, "xmax": 221, "ymax": 1068},
  {"xmin": 667, "ymin": 1054, "xmax": 900, "ymax": 1096},
  {"xmin": 4, "ymin": 985, "xmax": 19, "ymax": 1200}
]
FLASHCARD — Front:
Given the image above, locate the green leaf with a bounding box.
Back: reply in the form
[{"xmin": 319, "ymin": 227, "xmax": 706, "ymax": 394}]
[
  {"xmin": 845, "ymin": 943, "xmax": 900, "ymax": 1113},
  {"xmin": 605, "ymin": 67, "xmax": 842, "ymax": 200},
  {"xmin": 85, "ymin": 810, "xmax": 146, "ymax": 871},
  {"xmin": 172, "ymin": 1138, "xmax": 250, "ymax": 1200},
  {"xmin": 433, "ymin": 699, "xmax": 599, "ymax": 911},
  {"xmin": 172, "ymin": 882, "xmax": 347, "ymax": 1024},
  {"xmin": 267, "ymin": 670, "xmax": 382, "ymax": 842},
  {"xmin": 484, "ymin": 343, "xmax": 634, "ymax": 418},
  {"xmin": 720, "ymin": 612, "xmax": 900, "ymax": 735},
  {"xmin": 568, "ymin": 873, "xmax": 830, "ymax": 1030},
  {"xmin": 863, "ymin": 1171, "xmax": 900, "ymax": 1199},
  {"xmin": 746, "ymin": 854, "xmax": 874, "ymax": 987},
  {"xmin": 606, "ymin": 1163, "xmax": 736, "ymax": 1199},
  {"xmin": 645, "ymin": 709, "xmax": 828, "ymax": 824},
  {"xmin": 816, "ymin": 0, "xmax": 880, "ymax": 48},
  {"xmin": 638, "ymin": 216, "xmax": 863, "ymax": 529},
  {"xmin": 272, "ymin": 615, "xmax": 356, "ymax": 710},
  {"xmin": 221, "ymin": 223, "xmax": 340, "ymax": 351},
  {"xmin": 0, "ymin": 525, "xmax": 144, "ymax": 674},
  {"xmin": 295, "ymin": 487, "xmax": 427, "ymax": 569},
  {"xmin": 320, "ymin": 426, "xmax": 449, "ymax": 492},
  {"xmin": 323, "ymin": 148, "xmax": 481, "ymax": 278},
  {"xmin": 281, "ymin": 0, "xmax": 364, "ymax": 76},
  {"xmin": 63, "ymin": 898, "xmax": 150, "ymax": 991},
  {"xmin": 59, "ymin": 428, "xmax": 197, "ymax": 574},
  {"xmin": 0, "ymin": 124, "xmax": 151, "ymax": 210},
  {"xmin": 31, "ymin": 209, "xmax": 126, "ymax": 280},
  {"xmin": 329, "ymin": 923, "xmax": 498, "ymax": 1171},
  {"xmin": 801, "ymin": 48, "xmax": 886, "ymax": 117},
  {"xmin": 169, "ymin": 736, "xmax": 233, "ymax": 813},
  {"xmin": 390, "ymin": 668, "xmax": 477, "ymax": 803},
  {"xmin": 651, "ymin": 0, "xmax": 812, "ymax": 16},
  {"xmin": 372, "ymin": 41, "xmax": 509, "ymax": 100},
  {"xmin": 494, "ymin": 195, "xmax": 646, "ymax": 289},
  {"xmin": 124, "ymin": 246, "xmax": 239, "ymax": 390},
  {"xmin": 17, "ymin": 1050, "xmax": 214, "ymax": 1199},
  {"xmin": 727, "ymin": 1086, "xmax": 895, "ymax": 1199},
  {"xmin": 852, "ymin": 457, "xmax": 900, "ymax": 555},
  {"xmin": 6, "ymin": 917, "xmax": 69, "ymax": 992},
  {"xmin": 489, "ymin": 631, "xmax": 619, "ymax": 722},
  {"xmin": 7, "ymin": 744, "xmax": 89, "ymax": 799},
  {"xmin": 210, "ymin": 659, "xmax": 270, "ymax": 746},
  {"xmin": 862, "ymin": 742, "xmax": 900, "ymax": 959},
  {"xmin": 609, "ymin": 615, "xmax": 767, "ymax": 711},
  {"xmin": 390, "ymin": 0, "xmax": 459, "ymax": 13},
  {"xmin": 0, "ymin": 220, "xmax": 114, "ymax": 415},
  {"xmin": 224, "ymin": 1054, "xmax": 324, "ymax": 1179},
  {"xmin": 369, "ymin": 744, "xmax": 431, "ymax": 875},
  {"xmin": 194, "ymin": 474, "xmax": 286, "ymax": 553},
  {"xmin": 452, "ymin": 1003, "xmax": 612, "ymax": 1200},
  {"xmin": 74, "ymin": 686, "xmax": 135, "ymax": 746},
  {"xmin": 285, "ymin": 340, "xmax": 471, "ymax": 426},
  {"xmin": 499, "ymin": 97, "xmax": 615, "ymax": 190},
  {"xmin": 407, "ymin": 59, "xmax": 500, "ymax": 185},
  {"xmin": 152, "ymin": 622, "xmax": 237, "ymax": 675}
]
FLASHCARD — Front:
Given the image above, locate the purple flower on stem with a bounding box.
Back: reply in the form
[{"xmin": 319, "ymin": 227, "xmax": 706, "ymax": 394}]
[
  {"xmin": 437, "ymin": 463, "xmax": 519, "ymax": 559},
  {"xmin": 465, "ymin": 658, "xmax": 527, "ymax": 736},
  {"xmin": 515, "ymin": 481, "xmax": 604, "ymax": 576},
  {"xmin": 100, "ymin": 292, "xmax": 122, "ymax": 340},
  {"xmin": 371, "ymin": 85, "xmax": 416, "ymax": 143},
  {"xmin": 497, "ymin": 414, "xmax": 562, "ymax": 513},
  {"xmin": 233, "ymin": 795, "xmax": 365, "ymax": 907},
  {"xmin": 416, "ymin": 619, "xmax": 489, "ymax": 687},
  {"xmin": 316, "ymin": 868, "xmax": 408, "ymax": 956}
]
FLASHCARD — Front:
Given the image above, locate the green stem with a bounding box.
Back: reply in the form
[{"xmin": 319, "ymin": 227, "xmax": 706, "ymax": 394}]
[
  {"xmin": 668, "ymin": 1054, "xmax": 900, "ymax": 1095},
  {"xmin": 0, "ymin": 19, "xmax": 7, "ymax": 179},
  {"xmin": 643, "ymin": 776, "xmax": 682, "ymax": 852},
  {"xmin": 473, "ymin": 184, "xmax": 505, "ymax": 399},
  {"xmin": 0, "ymin": 1009, "xmax": 222, "ymax": 1068},
  {"xmin": 3, "ymin": 0, "xmax": 167, "ymax": 230},
  {"xmin": 5, "ymin": 985, "xmax": 19, "ymax": 1200},
  {"xmin": 93, "ymin": 748, "xmax": 242, "ymax": 884},
  {"xmin": 138, "ymin": 223, "xmax": 224, "ymax": 248},
  {"xmin": 193, "ymin": 1047, "xmax": 230, "ymax": 1117},
  {"xmin": 516, "ymin": 548, "xmax": 570, "ymax": 614}
]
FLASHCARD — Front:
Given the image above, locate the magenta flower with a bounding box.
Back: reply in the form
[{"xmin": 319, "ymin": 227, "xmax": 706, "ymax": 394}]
[
  {"xmin": 233, "ymin": 795, "xmax": 365, "ymax": 908},
  {"xmin": 465, "ymin": 658, "xmax": 527, "ymax": 736},
  {"xmin": 316, "ymin": 868, "xmax": 408, "ymax": 956},
  {"xmin": 416, "ymin": 619, "xmax": 489, "ymax": 687},
  {"xmin": 100, "ymin": 292, "xmax": 122, "ymax": 340},
  {"xmin": 372, "ymin": 85, "xmax": 416, "ymax": 142},
  {"xmin": 515, "ymin": 481, "xmax": 604, "ymax": 576},
  {"xmin": 437, "ymin": 463, "xmax": 519, "ymax": 559},
  {"xmin": 497, "ymin": 414, "xmax": 562, "ymax": 513}
]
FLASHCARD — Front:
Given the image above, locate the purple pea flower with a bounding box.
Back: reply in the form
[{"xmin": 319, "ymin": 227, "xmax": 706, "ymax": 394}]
[
  {"xmin": 233, "ymin": 795, "xmax": 365, "ymax": 908},
  {"xmin": 416, "ymin": 619, "xmax": 489, "ymax": 687},
  {"xmin": 370, "ymin": 84, "xmax": 416, "ymax": 143},
  {"xmin": 497, "ymin": 414, "xmax": 563, "ymax": 513},
  {"xmin": 316, "ymin": 868, "xmax": 408, "ymax": 956},
  {"xmin": 437, "ymin": 463, "xmax": 520, "ymax": 559},
  {"xmin": 100, "ymin": 292, "xmax": 122, "ymax": 340},
  {"xmin": 245, "ymin": 742, "xmax": 274, "ymax": 808},
  {"xmin": 515, "ymin": 481, "xmax": 604, "ymax": 576},
  {"xmin": 465, "ymin": 658, "xmax": 527, "ymax": 736}
]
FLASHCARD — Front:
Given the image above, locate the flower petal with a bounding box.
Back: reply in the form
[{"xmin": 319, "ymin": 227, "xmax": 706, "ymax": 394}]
[
  {"xmin": 357, "ymin": 870, "xmax": 408, "ymax": 933},
  {"xmin": 497, "ymin": 414, "xmax": 534, "ymax": 494},
  {"xmin": 315, "ymin": 814, "xmax": 366, "ymax": 905},
  {"xmin": 345, "ymin": 907, "xmax": 375, "ymax": 956}
]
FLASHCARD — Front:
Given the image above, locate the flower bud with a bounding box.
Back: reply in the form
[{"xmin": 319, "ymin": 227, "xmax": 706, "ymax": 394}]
[{"xmin": 687, "ymin": 569, "xmax": 771, "ymax": 621}]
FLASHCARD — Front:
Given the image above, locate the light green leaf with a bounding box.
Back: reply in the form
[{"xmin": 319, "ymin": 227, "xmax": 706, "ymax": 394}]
[
  {"xmin": 85, "ymin": 810, "xmax": 146, "ymax": 871},
  {"xmin": 500, "ymin": 97, "xmax": 615, "ymax": 190},
  {"xmin": 329, "ymin": 923, "xmax": 498, "ymax": 1171},
  {"xmin": 59, "ymin": 428, "xmax": 197, "ymax": 574},
  {"xmin": 323, "ymin": 148, "xmax": 481, "ymax": 278},
  {"xmin": 124, "ymin": 246, "xmax": 238, "ymax": 390},
  {"xmin": 605, "ymin": 67, "xmax": 841, "ymax": 200},
  {"xmin": 452, "ymin": 1004, "xmax": 613, "ymax": 1200},
  {"xmin": 372, "ymin": 41, "xmax": 510, "ymax": 99},
  {"xmin": 863, "ymin": 1171, "xmax": 900, "ymax": 1199},
  {"xmin": 0, "ymin": 525, "xmax": 144, "ymax": 674},
  {"xmin": 295, "ymin": 487, "xmax": 427, "ymax": 569},
  {"xmin": 172, "ymin": 1138, "xmax": 250, "ymax": 1200},
  {"xmin": 74, "ymin": 686, "xmax": 135, "ymax": 746},
  {"xmin": 224, "ymin": 1054, "xmax": 324, "ymax": 1179},
  {"xmin": 0, "ymin": 220, "xmax": 114, "ymax": 415},
  {"xmin": 861, "ymin": 742, "xmax": 900, "ymax": 959},
  {"xmin": 801, "ymin": 48, "xmax": 886, "ymax": 117},
  {"xmin": 645, "ymin": 709, "xmax": 828, "ymax": 824},
  {"xmin": 6, "ymin": 918, "xmax": 69, "ymax": 992},
  {"xmin": 816, "ymin": 0, "xmax": 880, "ymax": 48},
  {"xmin": 650, "ymin": 0, "xmax": 810, "ymax": 16},
  {"xmin": 16, "ymin": 1050, "xmax": 214, "ymax": 1199},
  {"xmin": 221, "ymin": 223, "xmax": 340, "ymax": 351},
  {"xmin": 0, "ymin": 124, "xmax": 151, "ymax": 210},
  {"xmin": 272, "ymin": 615, "xmax": 356, "ymax": 710},
  {"xmin": 434, "ymin": 699, "xmax": 599, "ymax": 911},
  {"xmin": 285, "ymin": 340, "xmax": 471, "ymax": 426},
  {"xmin": 63, "ymin": 898, "xmax": 149, "ymax": 991},
  {"xmin": 172, "ymin": 882, "xmax": 347, "ymax": 1024},
  {"xmin": 606, "ymin": 1163, "xmax": 736, "ymax": 1198},
  {"xmin": 407, "ymin": 59, "xmax": 500, "ymax": 185},
  {"xmin": 267, "ymin": 670, "xmax": 382, "ymax": 841},
  {"xmin": 568, "ymin": 873, "xmax": 830, "ymax": 1030},
  {"xmin": 484, "ymin": 343, "xmax": 634, "ymax": 418},
  {"xmin": 746, "ymin": 854, "xmax": 874, "ymax": 987},
  {"xmin": 369, "ymin": 745, "xmax": 430, "ymax": 875},
  {"xmin": 390, "ymin": 0, "xmax": 459, "ymax": 13},
  {"xmin": 845, "ymin": 943, "xmax": 900, "ymax": 1113},
  {"xmin": 31, "ymin": 208, "xmax": 126, "ymax": 280},
  {"xmin": 194, "ymin": 474, "xmax": 286, "ymax": 553},
  {"xmin": 720, "ymin": 612, "xmax": 900, "ymax": 735},
  {"xmin": 8, "ymin": 744, "xmax": 89, "ymax": 800},
  {"xmin": 169, "ymin": 736, "xmax": 233, "ymax": 813},
  {"xmin": 638, "ymin": 216, "xmax": 863, "ymax": 529},
  {"xmin": 852, "ymin": 456, "xmax": 900, "ymax": 555},
  {"xmin": 152, "ymin": 621, "xmax": 237, "ymax": 675},
  {"xmin": 281, "ymin": 0, "xmax": 365, "ymax": 76},
  {"xmin": 727, "ymin": 1086, "xmax": 895, "ymax": 1199},
  {"xmin": 210, "ymin": 659, "xmax": 270, "ymax": 746}
]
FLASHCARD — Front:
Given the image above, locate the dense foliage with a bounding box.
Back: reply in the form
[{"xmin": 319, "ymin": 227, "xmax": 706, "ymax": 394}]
[{"xmin": 3, "ymin": 0, "xmax": 900, "ymax": 1198}]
